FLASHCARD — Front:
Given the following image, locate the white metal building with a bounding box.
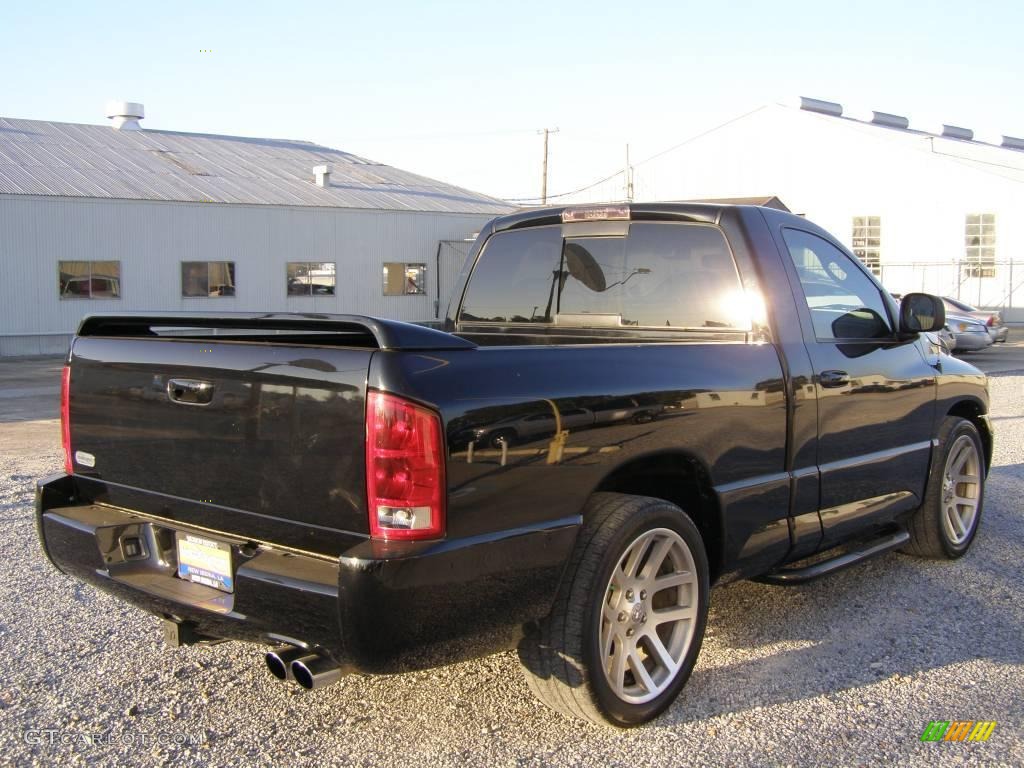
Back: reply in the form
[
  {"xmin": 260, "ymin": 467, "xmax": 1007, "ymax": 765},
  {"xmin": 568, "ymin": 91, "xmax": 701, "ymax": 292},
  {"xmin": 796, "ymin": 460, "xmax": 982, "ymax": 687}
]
[
  {"xmin": 575, "ymin": 98, "xmax": 1024, "ymax": 320},
  {"xmin": 0, "ymin": 103, "xmax": 510, "ymax": 356}
]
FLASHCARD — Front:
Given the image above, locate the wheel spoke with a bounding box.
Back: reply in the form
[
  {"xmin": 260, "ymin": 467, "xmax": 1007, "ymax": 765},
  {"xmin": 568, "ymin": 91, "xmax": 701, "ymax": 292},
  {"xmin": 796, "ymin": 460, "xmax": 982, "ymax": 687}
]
[
  {"xmin": 951, "ymin": 442, "xmax": 972, "ymax": 474},
  {"xmin": 953, "ymin": 495, "xmax": 977, "ymax": 510},
  {"xmin": 947, "ymin": 507, "xmax": 966, "ymax": 538},
  {"xmin": 603, "ymin": 601, "xmax": 620, "ymax": 625},
  {"xmin": 652, "ymin": 571, "xmax": 692, "ymax": 592},
  {"xmin": 622, "ymin": 534, "xmax": 653, "ymax": 578},
  {"xmin": 609, "ymin": 638, "xmax": 628, "ymax": 693},
  {"xmin": 639, "ymin": 536, "xmax": 674, "ymax": 580},
  {"xmin": 652, "ymin": 604, "xmax": 696, "ymax": 625},
  {"xmin": 627, "ymin": 649, "xmax": 656, "ymax": 694},
  {"xmin": 643, "ymin": 630, "xmax": 679, "ymax": 675},
  {"xmin": 602, "ymin": 624, "xmax": 616, "ymax": 660}
]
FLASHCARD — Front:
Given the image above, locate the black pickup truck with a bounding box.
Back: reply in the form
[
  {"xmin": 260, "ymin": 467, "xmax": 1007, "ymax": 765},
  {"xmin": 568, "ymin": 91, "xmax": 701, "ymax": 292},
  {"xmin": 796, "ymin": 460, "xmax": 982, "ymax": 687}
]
[{"xmin": 36, "ymin": 202, "xmax": 992, "ymax": 727}]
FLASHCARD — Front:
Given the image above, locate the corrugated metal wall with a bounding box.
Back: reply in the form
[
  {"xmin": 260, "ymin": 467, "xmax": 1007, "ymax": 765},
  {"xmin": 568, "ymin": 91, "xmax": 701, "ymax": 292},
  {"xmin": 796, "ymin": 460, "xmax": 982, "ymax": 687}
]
[{"xmin": 0, "ymin": 196, "xmax": 492, "ymax": 355}]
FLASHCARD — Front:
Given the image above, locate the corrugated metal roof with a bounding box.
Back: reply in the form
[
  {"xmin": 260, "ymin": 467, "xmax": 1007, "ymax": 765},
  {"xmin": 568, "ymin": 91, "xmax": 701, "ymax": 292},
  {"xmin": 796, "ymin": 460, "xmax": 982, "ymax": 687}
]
[{"xmin": 0, "ymin": 116, "xmax": 512, "ymax": 214}]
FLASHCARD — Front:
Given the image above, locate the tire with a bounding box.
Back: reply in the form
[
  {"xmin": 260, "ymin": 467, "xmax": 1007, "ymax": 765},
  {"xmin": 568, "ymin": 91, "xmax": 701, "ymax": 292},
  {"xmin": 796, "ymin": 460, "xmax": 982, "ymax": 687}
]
[
  {"xmin": 903, "ymin": 416, "xmax": 986, "ymax": 559},
  {"xmin": 517, "ymin": 492, "xmax": 709, "ymax": 727}
]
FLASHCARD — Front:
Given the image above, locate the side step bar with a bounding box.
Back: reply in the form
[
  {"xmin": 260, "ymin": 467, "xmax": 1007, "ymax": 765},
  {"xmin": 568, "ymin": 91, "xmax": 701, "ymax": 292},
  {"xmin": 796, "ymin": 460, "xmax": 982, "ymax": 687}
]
[{"xmin": 755, "ymin": 530, "xmax": 910, "ymax": 585}]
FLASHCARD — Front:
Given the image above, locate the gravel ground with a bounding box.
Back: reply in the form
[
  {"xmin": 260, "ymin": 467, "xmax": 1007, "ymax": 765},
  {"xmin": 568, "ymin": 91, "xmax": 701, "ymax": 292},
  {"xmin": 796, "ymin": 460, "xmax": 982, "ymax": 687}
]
[{"xmin": 0, "ymin": 369, "xmax": 1021, "ymax": 767}]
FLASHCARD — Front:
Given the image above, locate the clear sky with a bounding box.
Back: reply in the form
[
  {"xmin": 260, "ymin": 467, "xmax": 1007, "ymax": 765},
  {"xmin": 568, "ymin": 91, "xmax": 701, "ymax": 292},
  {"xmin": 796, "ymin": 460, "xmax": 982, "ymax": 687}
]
[{"xmin": 2, "ymin": 0, "xmax": 1022, "ymax": 202}]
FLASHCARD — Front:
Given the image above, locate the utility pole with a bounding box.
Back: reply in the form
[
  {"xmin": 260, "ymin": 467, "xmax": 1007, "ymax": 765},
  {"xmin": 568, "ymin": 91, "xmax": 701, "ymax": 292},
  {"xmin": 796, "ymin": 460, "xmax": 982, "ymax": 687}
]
[
  {"xmin": 538, "ymin": 128, "xmax": 559, "ymax": 204},
  {"xmin": 625, "ymin": 143, "xmax": 634, "ymax": 202}
]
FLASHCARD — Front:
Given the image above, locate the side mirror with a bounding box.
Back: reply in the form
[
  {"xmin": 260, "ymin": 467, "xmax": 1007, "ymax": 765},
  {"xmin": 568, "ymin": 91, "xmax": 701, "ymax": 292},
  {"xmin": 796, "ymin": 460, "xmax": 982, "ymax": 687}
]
[{"xmin": 900, "ymin": 293, "xmax": 946, "ymax": 333}]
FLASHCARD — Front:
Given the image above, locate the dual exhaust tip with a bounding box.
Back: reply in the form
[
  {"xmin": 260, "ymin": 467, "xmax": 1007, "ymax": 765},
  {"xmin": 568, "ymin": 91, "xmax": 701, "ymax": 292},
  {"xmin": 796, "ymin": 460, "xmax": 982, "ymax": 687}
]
[{"xmin": 265, "ymin": 645, "xmax": 344, "ymax": 690}]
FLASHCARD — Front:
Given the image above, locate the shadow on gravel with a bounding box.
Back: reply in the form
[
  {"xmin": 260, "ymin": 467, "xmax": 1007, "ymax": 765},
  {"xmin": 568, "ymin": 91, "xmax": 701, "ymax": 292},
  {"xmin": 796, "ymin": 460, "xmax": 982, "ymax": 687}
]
[{"xmin": 656, "ymin": 462, "xmax": 1024, "ymax": 725}]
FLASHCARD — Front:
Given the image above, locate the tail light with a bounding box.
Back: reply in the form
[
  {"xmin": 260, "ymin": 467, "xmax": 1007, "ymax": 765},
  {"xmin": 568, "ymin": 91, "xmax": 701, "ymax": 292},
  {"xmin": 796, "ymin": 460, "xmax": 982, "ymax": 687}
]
[
  {"xmin": 986, "ymin": 315, "xmax": 995, "ymax": 327},
  {"xmin": 365, "ymin": 391, "xmax": 445, "ymax": 540},
  {"xmin": 61, "ymin": 366, "xmax": 73, "ymax": 474}
]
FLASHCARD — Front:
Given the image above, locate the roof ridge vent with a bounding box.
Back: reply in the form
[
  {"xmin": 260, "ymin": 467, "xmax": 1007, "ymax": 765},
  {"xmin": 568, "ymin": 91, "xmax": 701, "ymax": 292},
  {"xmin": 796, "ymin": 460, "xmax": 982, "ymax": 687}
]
[
  {"xmin": 799, "ymin": 97, "xmax": 842, "ymax": 117},
  {"xmin": 942, "ymin": 124, "xmax": 974, "ymax": 141},
  {"xmin": 871, "ymin": 111, "xmax": 909, "ymax": 129},
  {"xmin": 106, "ymin": 101, "xmax": 145, "ymax": 130},
  {"xmin": 1001, "ymin": 135, "xmax": 1024, "ymax": 151}
]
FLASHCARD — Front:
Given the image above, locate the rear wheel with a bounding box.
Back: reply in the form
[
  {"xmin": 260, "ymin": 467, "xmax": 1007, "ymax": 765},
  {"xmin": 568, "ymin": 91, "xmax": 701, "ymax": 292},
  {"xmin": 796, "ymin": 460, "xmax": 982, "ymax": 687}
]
[
  {"xmin": 517, "ymin": 492, "xmax": 709, "ymax": 726},
  {"xmin": 904, "ymin": 416, "xmax": 986, "ymax": 559}
]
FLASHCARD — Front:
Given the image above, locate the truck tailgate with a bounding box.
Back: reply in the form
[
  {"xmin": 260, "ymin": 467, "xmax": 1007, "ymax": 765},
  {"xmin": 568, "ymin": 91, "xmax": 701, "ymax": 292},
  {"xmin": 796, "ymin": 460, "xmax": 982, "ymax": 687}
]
[{"xmin": 68, "ymin": 335, "xmax": 373, "ymax": 552}]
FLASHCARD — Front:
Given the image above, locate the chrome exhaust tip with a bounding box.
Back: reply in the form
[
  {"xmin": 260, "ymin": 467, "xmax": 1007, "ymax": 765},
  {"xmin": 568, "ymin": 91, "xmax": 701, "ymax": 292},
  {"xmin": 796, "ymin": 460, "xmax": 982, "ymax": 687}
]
[
  {"xmin": 265, "ymin": 645, "xmax": 308, "ymax": 681},
  {"xmin": 291, "ymin": 653, "xmax": 343, "ymax": 690}
]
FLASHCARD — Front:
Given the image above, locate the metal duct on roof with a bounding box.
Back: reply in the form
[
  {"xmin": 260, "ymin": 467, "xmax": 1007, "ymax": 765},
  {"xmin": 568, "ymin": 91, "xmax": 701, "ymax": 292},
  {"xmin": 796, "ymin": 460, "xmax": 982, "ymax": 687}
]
[
  {"xmin": 871, "ymin": 112, "xmax": 910, "ymax": 129},
  {"xmin": 942, "ymin": 125, "xmax": 974, "ymax": 140},
  {"xmin": 799, "ymin": 97, "xmax": 843, "ymax": 117},
  {"xmin": 105, "ymin": 101, "xmax": 145, "ymax": 131}
]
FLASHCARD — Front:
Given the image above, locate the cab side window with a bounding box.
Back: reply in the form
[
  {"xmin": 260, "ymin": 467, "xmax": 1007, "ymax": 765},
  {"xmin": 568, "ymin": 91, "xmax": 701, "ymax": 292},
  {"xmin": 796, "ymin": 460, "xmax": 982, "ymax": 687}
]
[{"xmin": 783, "ymin": 229, "xmax": 892, "ymax": 340}]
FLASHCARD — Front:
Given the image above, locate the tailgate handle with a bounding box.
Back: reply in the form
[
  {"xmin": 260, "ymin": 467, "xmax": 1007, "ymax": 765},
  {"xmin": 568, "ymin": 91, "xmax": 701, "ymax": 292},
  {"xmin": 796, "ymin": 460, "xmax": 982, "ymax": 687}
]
[{"xmin": 167, "ymin": 379, "xmax": 215, "ymax": 406}]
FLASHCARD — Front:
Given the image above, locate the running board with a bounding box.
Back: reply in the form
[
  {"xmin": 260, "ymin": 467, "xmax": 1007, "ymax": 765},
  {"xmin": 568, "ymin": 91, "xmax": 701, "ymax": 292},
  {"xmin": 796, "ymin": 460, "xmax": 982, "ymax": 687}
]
[{"xmin": 755, "ymin": 530, "xmax": 911, "ymax": 585}]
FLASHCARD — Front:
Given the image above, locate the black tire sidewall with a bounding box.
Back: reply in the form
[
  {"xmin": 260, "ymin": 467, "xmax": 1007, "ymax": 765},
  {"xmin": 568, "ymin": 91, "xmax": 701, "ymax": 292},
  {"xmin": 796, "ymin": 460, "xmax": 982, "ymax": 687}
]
[
  {"xmin": 583, "ymin": 503, "xmax": 709, "ymax": 726},
  {"xmin": 935, "ymin": 420, "xmax": 986, "ymax": 558}
]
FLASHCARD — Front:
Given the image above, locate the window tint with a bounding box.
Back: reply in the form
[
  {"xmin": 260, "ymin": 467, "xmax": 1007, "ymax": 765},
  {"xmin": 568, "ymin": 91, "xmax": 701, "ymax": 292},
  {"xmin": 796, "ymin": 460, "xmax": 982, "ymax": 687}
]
[
  {"xmin": 383, "ymin": 262, "xmax": 427, "ymax": 295},
  {"xmin": 460, "ymin": 223, "xmax": 745, "ymax": 329},
  {"xmin": 182, "ymin": 261, "xmax": 235, "ymax": 297},
  {"xmin": 459, "ymin": 227, "xmax": 562, "ymax": 322},
  {"xmin": 783, "ymin": 229, "xmax": 892, "ymax": 340},
  {"xmin": 287, "ymin": 262, "xmax": 336, "ymax": 296},
  {"xmin": 59, "ymin": 261, "xmax": 121, "ymax": 299},
  {"xmin": 559, "ymin": 224, "xmax": 742, "ymax": 328}
]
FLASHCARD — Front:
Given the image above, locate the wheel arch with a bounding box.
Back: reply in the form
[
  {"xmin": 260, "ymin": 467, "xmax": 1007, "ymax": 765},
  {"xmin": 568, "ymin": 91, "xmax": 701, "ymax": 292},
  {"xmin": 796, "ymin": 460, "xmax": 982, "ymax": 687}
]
[{"xmin": 587, "ymin": 451, "xmax": 724, "ymax": 583}]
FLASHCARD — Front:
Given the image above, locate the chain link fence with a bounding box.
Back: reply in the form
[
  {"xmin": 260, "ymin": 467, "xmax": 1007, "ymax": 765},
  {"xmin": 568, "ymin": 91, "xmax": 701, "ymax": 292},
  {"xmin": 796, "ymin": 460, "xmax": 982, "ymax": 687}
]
[{"xmin": 876, "ymin": 261, "xmax": 1024, "ymax": 321}]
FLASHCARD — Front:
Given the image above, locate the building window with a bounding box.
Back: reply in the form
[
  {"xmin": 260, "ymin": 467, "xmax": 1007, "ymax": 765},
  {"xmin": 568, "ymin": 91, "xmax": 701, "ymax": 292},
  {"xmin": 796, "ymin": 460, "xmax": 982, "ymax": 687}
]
[
  {"xmin": 851, "ymin": 216, "xmax": 881, "ymax": 276},
  {"xmin": 287, "ymin": 262, "xmax": 336, "ymax": 296},
  {"xmin": 965, "ymin": 214, "xmax": 996, "ymax": 278},
  {"xmin": 59, "ymin": 261, "xmax": 121, "ymax": 299},
  {"xmin": 182, "ymin": 261, "xmax": 236, "ymax": 297},
  {"xmin": 383, "ymin": 262, "xmax": 427, "ymax": 295}
]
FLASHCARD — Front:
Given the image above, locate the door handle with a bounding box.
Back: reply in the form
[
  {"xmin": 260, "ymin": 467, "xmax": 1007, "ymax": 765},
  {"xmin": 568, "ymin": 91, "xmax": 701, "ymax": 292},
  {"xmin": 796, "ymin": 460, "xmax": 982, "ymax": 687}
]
[
  {"xmin": 819, "ymin": 370, "xmax": 849, "ymax": 388},
  {"xmin": 167, "ymin": 378, "xmax": 215, "ymax": 406}
]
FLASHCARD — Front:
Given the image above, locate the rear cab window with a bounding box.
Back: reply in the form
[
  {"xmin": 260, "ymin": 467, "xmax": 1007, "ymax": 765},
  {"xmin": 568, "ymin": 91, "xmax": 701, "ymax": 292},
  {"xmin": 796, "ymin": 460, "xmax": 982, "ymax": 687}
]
[{"xmin": 458, "ymin": 222, "xmax": 749, "ymax": 333}]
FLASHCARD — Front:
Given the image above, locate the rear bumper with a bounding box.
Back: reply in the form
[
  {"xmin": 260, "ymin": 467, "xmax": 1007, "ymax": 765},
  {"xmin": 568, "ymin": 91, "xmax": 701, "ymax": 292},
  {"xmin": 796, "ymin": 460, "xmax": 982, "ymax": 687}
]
[
  {"xmin": 990, "ymin": 325, "xmax": 1009, "ymax": 343},
  {"xmin": 953, "ymin": 331, "xmax": 993, "ymax": 351},
  {"xmin": 36, "ymin": 474, "xmax": 578, "ymax": 673}
]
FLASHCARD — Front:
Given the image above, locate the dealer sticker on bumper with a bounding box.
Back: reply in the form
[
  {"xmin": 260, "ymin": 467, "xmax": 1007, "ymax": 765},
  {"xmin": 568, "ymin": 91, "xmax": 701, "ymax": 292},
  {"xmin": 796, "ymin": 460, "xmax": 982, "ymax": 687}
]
[{"xmin": 176, "ymin": 532, "xmax": 234, "ymax": 593}]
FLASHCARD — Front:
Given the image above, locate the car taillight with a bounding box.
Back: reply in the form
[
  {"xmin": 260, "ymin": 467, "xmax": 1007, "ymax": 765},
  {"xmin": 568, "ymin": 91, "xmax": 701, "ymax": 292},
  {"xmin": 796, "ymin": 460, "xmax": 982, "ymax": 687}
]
[
  {"xmin": 365, "ymin": 391, "xmax": 445, "ymax": 541},
  {"xmin": 986, "ymin": 316, "xmax": 995, "ymax": 327},
  {"xmin": 61, "ymin": 365, "xmax": 72, "ymax": 475}
]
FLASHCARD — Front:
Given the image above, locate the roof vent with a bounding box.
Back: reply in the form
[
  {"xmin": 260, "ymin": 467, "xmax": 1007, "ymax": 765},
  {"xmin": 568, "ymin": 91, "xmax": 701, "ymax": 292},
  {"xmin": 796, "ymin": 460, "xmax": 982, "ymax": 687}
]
[
  {"xmin": 1001, "ymin": 135, "xmax": 1024, "ymax": 151},
  {"xmin": 799, "ymin": 97, "xmax": 842, "ymax": 117},
  {"xmin": 313, "ymin": 164, "xmax": 331, "ymax": 187},
  {"xmin": 871, "ymin": 111, "xmax": 909, "ymax": 130},
  {"xmin": 942, "ymin": 124, "xmax": 974, "ymax": 141},
  {"xmin": 105, "ymin": 101, "xmax": 145, "ymax": 131}
]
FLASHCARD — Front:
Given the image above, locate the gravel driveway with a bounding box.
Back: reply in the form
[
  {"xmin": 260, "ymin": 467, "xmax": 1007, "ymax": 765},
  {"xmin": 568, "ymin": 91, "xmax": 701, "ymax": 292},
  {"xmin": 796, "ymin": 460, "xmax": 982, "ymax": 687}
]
[{"xmin": 1, "ymin": 365, "xmax": 1021, "ymax": 767}]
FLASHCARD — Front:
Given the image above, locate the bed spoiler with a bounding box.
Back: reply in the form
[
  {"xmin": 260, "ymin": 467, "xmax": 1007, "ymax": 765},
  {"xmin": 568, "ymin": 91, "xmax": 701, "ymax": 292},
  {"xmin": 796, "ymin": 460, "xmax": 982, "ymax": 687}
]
[{"xmin": 76, "ymin": 312, "xmax": 477, "ymax": 351}]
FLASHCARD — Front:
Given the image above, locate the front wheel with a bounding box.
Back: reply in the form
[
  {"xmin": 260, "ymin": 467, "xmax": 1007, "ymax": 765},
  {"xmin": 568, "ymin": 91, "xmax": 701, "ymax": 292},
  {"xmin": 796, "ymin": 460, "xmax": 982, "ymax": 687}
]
[
  {"xmin": 517, "ymin": 493, "xmax": 709, "ymax": 726},
  {"xmin": 903, "ymin": 416, "xmax": 986, "ymax": 559}
]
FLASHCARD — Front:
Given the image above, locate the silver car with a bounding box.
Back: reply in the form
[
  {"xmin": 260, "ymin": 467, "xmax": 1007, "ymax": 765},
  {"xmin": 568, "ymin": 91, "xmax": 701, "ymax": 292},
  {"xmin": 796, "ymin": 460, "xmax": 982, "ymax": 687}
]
[
  {"xmin": 943, "ymin": 297, "xmax": 1009, "ymax": 343},
  {"xmin": 946, "ymin": 312, "xmax": 994, "ymax": 352}
]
